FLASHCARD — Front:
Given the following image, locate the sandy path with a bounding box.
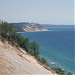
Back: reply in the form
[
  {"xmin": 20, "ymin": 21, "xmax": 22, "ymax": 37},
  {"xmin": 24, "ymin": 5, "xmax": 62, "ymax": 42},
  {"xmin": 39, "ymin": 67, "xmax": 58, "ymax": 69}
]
[{"xmin": 0, "ymin": 41, "xmax": 57, "ymax": 75}]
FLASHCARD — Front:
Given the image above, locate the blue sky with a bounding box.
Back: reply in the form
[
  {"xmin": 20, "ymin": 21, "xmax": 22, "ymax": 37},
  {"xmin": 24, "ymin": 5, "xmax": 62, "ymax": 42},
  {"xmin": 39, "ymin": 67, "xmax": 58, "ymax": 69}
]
[{"xmin": 0, "ymin": 0, "xmax": 74, "ymax": 25}]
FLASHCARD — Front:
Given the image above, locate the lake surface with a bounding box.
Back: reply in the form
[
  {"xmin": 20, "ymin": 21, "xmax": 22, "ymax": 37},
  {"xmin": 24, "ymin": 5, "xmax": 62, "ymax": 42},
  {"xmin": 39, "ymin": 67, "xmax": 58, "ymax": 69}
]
[{"xmin": 21, "ymin": 25, "xmax": 74, "ymax": 74}]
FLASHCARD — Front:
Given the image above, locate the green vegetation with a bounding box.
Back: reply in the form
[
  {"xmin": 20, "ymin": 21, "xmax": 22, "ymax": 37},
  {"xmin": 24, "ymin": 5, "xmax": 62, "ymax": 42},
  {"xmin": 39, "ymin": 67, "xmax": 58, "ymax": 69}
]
[
  {"xmin": 0, "ymin": 21, "xmax": 72, "ymax": 75},
  {"xmin": 0, "ymin": 21, "xmax": 40, "ymax": 58},
  {"xmin": 40, "ymin": 57, "xmax": 47, "ymax": 65},
  {"xmin": 51, "ymin": 68, "xmax": 64, "ymax": 75},
  {"xmin": 30, "ymin": 42, "xmax": 40, "ymax": 58}
]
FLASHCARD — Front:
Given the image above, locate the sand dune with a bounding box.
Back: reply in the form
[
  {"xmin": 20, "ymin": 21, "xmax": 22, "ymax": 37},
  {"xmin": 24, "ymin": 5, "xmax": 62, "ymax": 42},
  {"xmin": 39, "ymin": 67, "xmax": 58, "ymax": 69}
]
[{"xmin": 0, "ymin": 40, "xmax": 57, "ymax": 75}]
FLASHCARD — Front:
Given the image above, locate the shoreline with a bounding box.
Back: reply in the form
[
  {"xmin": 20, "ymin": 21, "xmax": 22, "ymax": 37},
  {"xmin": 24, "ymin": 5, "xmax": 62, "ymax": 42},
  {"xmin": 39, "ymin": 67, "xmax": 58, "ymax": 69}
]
[
  {"xmin": 17, "ymin": 31, "xmax": 73, "ymax": 75},
  {"xmin": 0, "ymin": 40, "xmax": 57, "ymax": 75},
  {"xmin": 17, "ymin": 30, "xmax": 52, "ymax": 33}
]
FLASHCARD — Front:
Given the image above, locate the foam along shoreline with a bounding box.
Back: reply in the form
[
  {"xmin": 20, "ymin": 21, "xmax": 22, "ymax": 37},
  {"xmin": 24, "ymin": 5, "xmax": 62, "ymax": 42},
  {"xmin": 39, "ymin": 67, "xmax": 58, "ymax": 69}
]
[
  {"xmin": 0, "ymin": 40, "xmax": 58, "ymax": 75},
  {"xmin": 16, "ymin": 30, "xmax": 52, "ymax": 33}
]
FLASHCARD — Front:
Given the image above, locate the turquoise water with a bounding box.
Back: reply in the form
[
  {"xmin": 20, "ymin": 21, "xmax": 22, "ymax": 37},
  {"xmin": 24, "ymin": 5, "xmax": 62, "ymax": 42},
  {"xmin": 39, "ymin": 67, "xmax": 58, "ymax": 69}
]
[{"xmin": 21, "ymin": 25, "xmax": 74, "ymax": 74}]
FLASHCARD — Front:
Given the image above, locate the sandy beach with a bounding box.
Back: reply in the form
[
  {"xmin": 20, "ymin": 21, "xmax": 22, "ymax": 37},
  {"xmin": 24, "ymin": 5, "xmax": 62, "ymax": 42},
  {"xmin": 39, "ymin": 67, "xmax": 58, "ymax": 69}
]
[{"xmin": 0, "ymin": 40, "xmax": 57, "ymax": 75}]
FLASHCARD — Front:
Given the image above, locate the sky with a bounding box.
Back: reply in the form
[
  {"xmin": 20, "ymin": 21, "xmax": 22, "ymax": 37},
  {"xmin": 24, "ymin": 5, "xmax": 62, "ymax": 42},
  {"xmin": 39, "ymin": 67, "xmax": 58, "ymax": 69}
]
[{"xmin": 0, "ymin": 0, "xmax": 74, "ymax": 25}]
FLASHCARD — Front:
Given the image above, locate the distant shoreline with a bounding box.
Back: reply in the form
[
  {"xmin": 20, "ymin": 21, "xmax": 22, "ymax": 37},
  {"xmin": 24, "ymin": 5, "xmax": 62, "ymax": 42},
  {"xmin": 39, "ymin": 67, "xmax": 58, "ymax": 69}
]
[{"xmin": 17, "ymin": 30, "xmax": 50, "ymax": 33}]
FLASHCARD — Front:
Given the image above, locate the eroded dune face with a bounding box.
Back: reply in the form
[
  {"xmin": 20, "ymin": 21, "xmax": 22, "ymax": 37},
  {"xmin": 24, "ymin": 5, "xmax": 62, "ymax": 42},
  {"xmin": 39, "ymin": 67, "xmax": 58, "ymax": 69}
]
[{"xmin": 0, "ymin": 41, "xmax": 57, "ymax": 75}]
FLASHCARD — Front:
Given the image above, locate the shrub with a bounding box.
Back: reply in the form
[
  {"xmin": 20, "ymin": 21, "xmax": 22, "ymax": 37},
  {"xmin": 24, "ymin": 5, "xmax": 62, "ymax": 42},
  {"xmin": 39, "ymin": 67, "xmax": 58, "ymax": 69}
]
[
  {"xmin": 52, "ymin": 68, "xmax": 64, "ymax": 75},
  {"xmin": 40, "ymin": 57, "xmax": 47, "ymax": 65}
]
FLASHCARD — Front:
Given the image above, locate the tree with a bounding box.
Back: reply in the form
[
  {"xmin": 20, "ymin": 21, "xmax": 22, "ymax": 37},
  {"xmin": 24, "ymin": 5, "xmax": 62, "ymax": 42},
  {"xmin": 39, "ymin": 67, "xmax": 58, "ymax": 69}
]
[
  {"xmin": 40, "ymin": 57, "xmax": 47, "ymax": 64},
  {"xmin": 22, "ymin": 37, "xmax": 30, "ymax": 52},
  {"xmin": 7, "ymin": 24, "xmax": 17, "ymax": 41},
  {"xmin": 0, "ymin": 22, "xmax": 9, "ymax": 38},
  {"xmin": 52, "ymin": 68, "xmax": 64, "ymax": 75},
  {"xmin": 30, "ymin": 41, "xmax": 40, "ymax": 58},
  {"xmin": 0, "ymin": 21, "xmax": 17, "ymax": 41}
]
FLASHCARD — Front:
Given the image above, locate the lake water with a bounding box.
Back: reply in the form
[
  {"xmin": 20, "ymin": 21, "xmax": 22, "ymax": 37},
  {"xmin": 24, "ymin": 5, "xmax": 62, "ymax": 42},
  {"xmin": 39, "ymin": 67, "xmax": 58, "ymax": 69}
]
[{"xmin": 21, "ymin": 25, "xmax": 74, "ymax": 74}]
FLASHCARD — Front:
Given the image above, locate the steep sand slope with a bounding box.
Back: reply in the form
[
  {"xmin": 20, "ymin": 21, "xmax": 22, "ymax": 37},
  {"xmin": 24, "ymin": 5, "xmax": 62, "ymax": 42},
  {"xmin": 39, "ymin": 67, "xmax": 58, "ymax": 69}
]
[{"xmin": 0, "ymin": 41, "xmax": 57, "ymax": 75}]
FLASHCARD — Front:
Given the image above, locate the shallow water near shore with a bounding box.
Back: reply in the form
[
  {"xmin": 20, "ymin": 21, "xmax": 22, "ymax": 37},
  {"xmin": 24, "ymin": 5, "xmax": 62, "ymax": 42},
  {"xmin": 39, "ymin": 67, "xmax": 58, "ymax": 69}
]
[{"xmin": 21, "ymin": 25, "xmax": 74, "ymax": 74}]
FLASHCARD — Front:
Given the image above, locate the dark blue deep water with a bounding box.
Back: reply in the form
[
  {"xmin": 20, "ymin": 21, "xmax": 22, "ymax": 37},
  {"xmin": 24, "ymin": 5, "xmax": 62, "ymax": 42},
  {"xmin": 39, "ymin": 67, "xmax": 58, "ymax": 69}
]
[{"xmin": 21, "ymin": 25, "xmax": 74, "ymax": 74}]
